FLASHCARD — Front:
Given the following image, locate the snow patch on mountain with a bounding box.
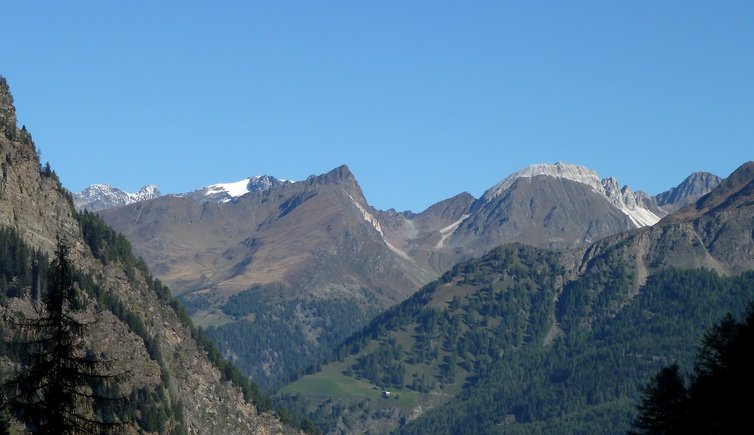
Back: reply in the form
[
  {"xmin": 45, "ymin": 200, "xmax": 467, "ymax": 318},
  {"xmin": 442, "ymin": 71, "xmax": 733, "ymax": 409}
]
[
  {"xmin": 184, "ymin": 175, "xmax": 291, "ymax": 203},
  {"xmin": 204, "ymin": 179, "xmax": 256, "ymax": 201},
  {"xmin": 483, "ymin": 162, "xmax": 662, "ymax": 227}
]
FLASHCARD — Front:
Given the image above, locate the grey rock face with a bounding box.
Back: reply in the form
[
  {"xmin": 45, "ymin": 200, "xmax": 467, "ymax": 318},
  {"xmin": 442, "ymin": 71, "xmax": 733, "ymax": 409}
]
[{"xmin": 655, "ymin": 172, "xmax": 722, "ymax": 212}]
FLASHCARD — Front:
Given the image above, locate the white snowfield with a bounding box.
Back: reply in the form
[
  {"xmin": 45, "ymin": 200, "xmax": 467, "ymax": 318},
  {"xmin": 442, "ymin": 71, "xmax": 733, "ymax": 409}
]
[
  {"xmin": 483, "ymin": 162, "xmax": 662, "ymax": 228},
  {"xmin": 202, "ymin": 176, "xmax": 291, "ymax": 203},
  {"xmin": 204, "ymin": 179, "xmax": 253, "ymax": 201}
]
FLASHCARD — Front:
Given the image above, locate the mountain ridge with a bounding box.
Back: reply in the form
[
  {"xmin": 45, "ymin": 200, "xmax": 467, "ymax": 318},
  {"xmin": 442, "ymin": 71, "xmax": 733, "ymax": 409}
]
[
  {"xmin": 73, "ymin": 183, "xmax": 161, "ymax": 211},
  {"xmin": 96, "ymin": 160, "xmax": 722, "ymax": 390},
  {"xmin": 76, "ymin": 161, "xmax": 717, "ymax": 220}
]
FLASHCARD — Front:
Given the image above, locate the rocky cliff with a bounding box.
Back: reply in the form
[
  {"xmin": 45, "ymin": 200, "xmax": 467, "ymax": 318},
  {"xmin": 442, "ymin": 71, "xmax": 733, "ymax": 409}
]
[{"xmin": 0, "ymin": 76, "xmax": 302, "ymax": 434}]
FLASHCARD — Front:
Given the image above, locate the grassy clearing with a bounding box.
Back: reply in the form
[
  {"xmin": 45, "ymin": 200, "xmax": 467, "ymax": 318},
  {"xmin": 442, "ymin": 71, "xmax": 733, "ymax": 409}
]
[
  {"xmin": 282, "ymin": 360, "xmax": 423, "ymax": 409},
  {"xmin": 282, "ymin": 362, "xmax": 373, "ymax": 397},
  {"xmin": 191, "ymin": 308, "xmax": 235, "ymax": 328}
]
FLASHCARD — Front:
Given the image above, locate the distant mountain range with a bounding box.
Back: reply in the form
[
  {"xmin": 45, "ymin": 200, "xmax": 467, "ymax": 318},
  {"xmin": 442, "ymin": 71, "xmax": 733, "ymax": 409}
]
[
  {"xmin": 74, "ymin": 162, "xmax": 719, "ymax": 220},
  {"xmin": 72, "ymin": 175, "xmax": 291, "ymax": 211},
  {"xmin": 88, "ymin": 161, "xmax": 720, "ymax": 389}
]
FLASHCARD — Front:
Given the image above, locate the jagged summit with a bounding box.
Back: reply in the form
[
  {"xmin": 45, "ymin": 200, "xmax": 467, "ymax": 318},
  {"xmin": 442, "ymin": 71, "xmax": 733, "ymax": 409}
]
[
  {"xmin": 136, "ymin": 184, "xmax": 160, "ymax": 198},
  {"xmin": 73, "ymin": 184, "xmax": 162, "ymax": 211},
  {"xmin": 307, "ymin": 164, "xmax": 357, "ymax": 185},
  {"xmin": 668, "ymin": 161, "xmax": 754, "ymax": 222},
  {"xmin": 656, "ymin": 171, "xmax": 722, "ymax": 212}
]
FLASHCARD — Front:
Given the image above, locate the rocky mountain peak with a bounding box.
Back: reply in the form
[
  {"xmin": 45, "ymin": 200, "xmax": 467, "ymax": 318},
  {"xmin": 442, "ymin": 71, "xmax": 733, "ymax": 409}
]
[
  {"xmin": 245, "ymin": 175, "xmax": 284, "ymax": 191},
  {"xmin": 305, "ymin": 164, "xmax": 367, "ymax": 204},
  {"xmin": 308, "ymin": 164, "xmax": 356, "ymax": 185},
  {"xmin": 481, "ymin": 162, "xmax": 662, "ymax": 227},
  {"xmin": 600, "ymin": 176, "xmax": 625, "ymax": 194},
  {"xmin": 726, "ymin": 161, "xmax": 754, "ymax": 185},
  {"xmin": 655, "ymin": 171, "xmax": 723, "ymax": 212},
  {"xmin": 0, "ymin": 76, "xmax": 17, "ymax": 138},
  {"xmin": 668, "ymin": 161, "xmax": 754, "ymax": 222},
  {"xmin": 482, "ymin": 162, "xmax": 602, "ymax": 202},
  {"xmin": 135, "ymin": 184, "xmax": 161, "ymax": 199}
]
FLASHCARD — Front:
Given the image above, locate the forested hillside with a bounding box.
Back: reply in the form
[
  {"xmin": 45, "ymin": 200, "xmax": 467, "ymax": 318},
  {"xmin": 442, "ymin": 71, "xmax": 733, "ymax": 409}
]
[
  {"xmin": 402, "ymin": 268, "xmax": 754, "ymax": 434},
  {"xmin": 279, "ymin": 204, "xmax": 754, "ymax": 434},
  {"xmin": 204, "ymin": 287, "xmax": 372, "ymax": 390}
]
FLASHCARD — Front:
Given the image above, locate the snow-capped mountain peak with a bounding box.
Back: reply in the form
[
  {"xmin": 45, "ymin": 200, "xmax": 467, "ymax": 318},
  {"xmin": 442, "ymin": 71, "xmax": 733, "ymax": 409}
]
[
  {"xmin": 73, "ymin": 184, "xmax": 162, "ymax": 211},
  {"xmin": 133, "ymin": 185, "xmax": 160, "ymax": 201}
]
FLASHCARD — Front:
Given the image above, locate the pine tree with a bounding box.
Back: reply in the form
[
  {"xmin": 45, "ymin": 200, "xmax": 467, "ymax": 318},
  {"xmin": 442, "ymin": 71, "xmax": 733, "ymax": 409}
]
[
  {"xmin": 631, "ymin": 304, "xmax": 754, "ymax": 434},
  {"xmin": 4, "ymin": 237, "xmax": 130, "ymax": 434},
  {"xmin": 629, "ymin": 364, "xmax": 687, "ymax": 435}
]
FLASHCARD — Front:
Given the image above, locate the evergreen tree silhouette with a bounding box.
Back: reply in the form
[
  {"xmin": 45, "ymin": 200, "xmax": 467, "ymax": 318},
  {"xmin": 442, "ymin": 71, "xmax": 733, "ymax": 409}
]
[
  {"xmin": 4, "ymin": 237, "xmax": 130, "ymax": 434},
  {"xmin": 631, "ymin": 304, "xmax": 754, "ymax": 434},
  {"xmin": 630, "ymin": 364, "xmax": 687, "ymax": 435}
]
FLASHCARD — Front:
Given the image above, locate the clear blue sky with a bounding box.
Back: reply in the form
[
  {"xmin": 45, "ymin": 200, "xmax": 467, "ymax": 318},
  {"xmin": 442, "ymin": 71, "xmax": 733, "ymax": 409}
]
[{"xmin": 2, "ymin": 1, "xmax": 752, "ymax": 212}]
